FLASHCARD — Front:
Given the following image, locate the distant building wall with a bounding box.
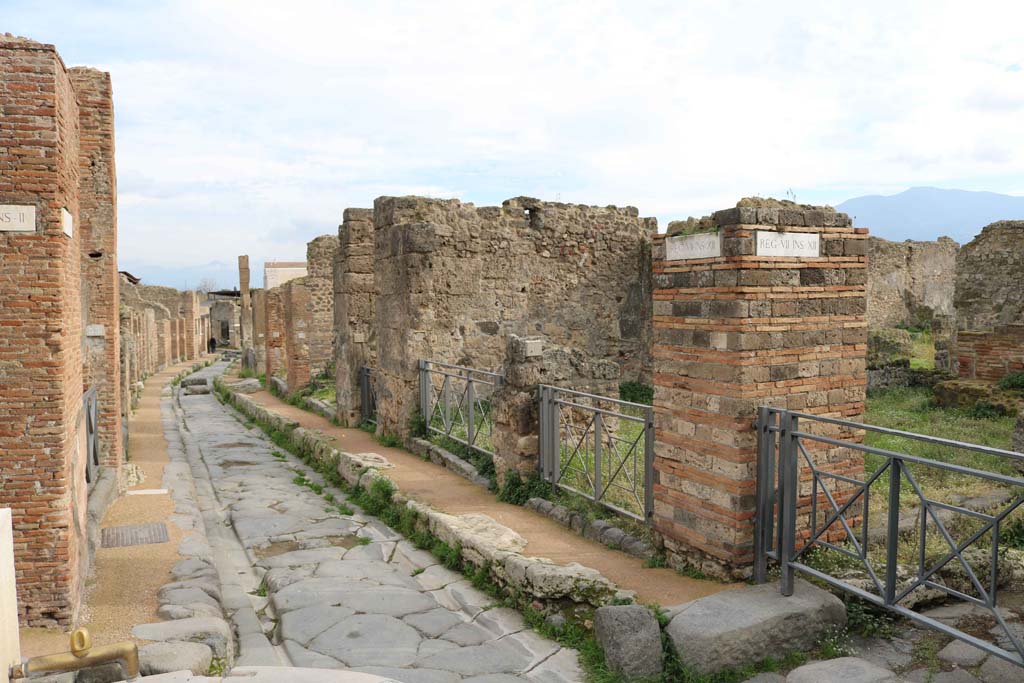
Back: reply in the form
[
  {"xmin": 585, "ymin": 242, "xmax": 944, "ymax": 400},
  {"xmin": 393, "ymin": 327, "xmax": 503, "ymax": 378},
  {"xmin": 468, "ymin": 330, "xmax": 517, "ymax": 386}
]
[
  {"xmin": 866, "ymin": 236, "xmax": 958, "ymax": 329},
  {"xmin": 264, "ymin": 261, "xmax": 307, "ymax": 289}
]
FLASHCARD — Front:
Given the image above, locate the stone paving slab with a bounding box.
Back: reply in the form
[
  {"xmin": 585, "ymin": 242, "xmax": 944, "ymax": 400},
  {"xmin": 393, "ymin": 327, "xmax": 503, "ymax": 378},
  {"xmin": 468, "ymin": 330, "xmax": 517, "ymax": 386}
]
[{"xmin": 172, "ymin": 363, "xmax": 580, "ymax": 682}]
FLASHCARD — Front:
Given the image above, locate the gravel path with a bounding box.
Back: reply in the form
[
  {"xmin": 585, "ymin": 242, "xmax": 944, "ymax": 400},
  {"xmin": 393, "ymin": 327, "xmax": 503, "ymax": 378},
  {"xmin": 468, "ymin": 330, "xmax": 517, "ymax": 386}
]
[{"xmin": 175, "ymin": 362, "xmax": 581, "ymax": 682}]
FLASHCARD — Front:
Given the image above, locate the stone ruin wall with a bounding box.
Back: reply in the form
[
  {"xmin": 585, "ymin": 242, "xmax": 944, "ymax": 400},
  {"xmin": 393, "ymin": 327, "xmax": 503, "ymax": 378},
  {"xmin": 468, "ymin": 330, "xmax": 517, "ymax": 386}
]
[
  {"xmin": 334, "ymin": 208, "xmax": 377, "ymax": 425},
  {"xmin": 652, "ymin": 202, "xmax": 868, "ymax": 578},
  {"xmin": 210, "ymin": 299, "xmax": 239, "ymax": 347},
  {"xmin": 251, "ymin": 288, "xmax": 266, "ymax": 369},
  {"xmin": 949, "ymin": 221, "xmax": 1024, "ymax": 382},
  {"xmin": 372, "ymin": 195, "xmax": 654, "ymax": 438},
  {"xmin": 304, "ymin": 235, "xmax": 339, "ymax": 380},
  {"xmin": 866, "ymin": 236, "xmax": 958, "ymax": 329}
]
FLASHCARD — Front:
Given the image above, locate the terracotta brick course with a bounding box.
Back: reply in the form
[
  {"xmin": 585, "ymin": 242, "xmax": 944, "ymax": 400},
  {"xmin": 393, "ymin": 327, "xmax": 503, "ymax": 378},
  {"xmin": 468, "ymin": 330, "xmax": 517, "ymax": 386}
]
[
  {"xmin": 652, "ymin": 206, "xmax": 867, "ymax": 579},
  {"xmin": 0, "ymin": 36, "xmax": 87, "ymax": 626}
]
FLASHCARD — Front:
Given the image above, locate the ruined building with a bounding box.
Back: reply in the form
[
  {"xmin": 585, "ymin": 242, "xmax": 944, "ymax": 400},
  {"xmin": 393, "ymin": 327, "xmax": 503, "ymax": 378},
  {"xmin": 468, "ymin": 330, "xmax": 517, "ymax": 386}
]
[
  {"xmin": 950, "ymin": 221, "xmax": 1024, "ymax": 380},
  {"xmin": 866, "ymin": 236, "xmax": 958, "ymax": 329},
  {"xmin": 0, "ymin": 36, "xmax": 118, "ymax": 626}
]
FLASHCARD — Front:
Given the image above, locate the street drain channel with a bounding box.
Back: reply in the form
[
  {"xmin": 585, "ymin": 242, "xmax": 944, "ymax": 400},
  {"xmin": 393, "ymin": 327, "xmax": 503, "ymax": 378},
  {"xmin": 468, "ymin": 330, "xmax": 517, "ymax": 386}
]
[{"xmin": 101, "ymin": 522, "xmax": 170, "ymax": 548}]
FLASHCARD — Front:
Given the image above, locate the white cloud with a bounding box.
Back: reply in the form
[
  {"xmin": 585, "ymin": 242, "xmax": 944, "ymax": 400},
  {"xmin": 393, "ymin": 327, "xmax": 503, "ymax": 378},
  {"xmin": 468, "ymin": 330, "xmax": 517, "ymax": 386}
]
[{"xmin": 8, "ymin": 0, "xmax": 1024, "ymax": 286}]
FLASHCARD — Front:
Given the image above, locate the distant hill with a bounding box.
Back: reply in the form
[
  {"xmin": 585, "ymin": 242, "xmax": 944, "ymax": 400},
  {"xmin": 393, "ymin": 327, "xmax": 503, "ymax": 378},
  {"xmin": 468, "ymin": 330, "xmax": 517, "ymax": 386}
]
[{"xmin": 835, "ymin": 187, "xmax": 1024, "ymax": 244}]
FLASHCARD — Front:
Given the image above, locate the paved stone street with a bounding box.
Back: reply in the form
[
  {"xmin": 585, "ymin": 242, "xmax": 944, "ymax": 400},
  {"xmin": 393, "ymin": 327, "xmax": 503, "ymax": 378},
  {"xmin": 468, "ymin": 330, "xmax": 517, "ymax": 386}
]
[{"xmin": 174, "ymin": 361, "xmax": 580, "ymax": 682}]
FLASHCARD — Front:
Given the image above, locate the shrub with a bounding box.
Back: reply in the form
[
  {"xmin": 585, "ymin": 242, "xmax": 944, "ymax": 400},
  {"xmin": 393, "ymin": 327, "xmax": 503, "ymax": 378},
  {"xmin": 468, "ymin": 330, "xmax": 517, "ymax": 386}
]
[
  {"xmin": 498, "ymin": 471, "xmax": 550, "ymax": 506},
  {"xmin": 619, "ymin": 381, "xmax": 654, "ymax": 405},
  {"xmin": 997, "ymin": 371, "xmax": 1024, "ymax": 391}
]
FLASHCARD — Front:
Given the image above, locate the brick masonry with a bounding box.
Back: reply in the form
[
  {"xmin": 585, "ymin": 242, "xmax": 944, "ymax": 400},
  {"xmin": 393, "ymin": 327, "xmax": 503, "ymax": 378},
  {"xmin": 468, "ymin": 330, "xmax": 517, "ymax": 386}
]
[
  {"xmin": 264, "ymin": 286, "xmax": 286, "ymax": 380},
  {"xmin": 251, "ymin": 288, "xmax": 266, "ymax": 369},
  {"xmin": 954, "ymin": 325, "xmax": 1024, "ymax": 382},
  {"xmin": 0, "ymin": 36, "xmax": 88, "ymax": 627},
  {"xmin": 68, "ymin": 67, "xmax": 122, "ymax": 473},
  {"xmin": 651, "ymin": 202, "xmax": 868, "ymax": 578},
  {"xmin": 334, "ymin": 208, "xmax": 376, "ymax": 424},
  {"xmin": 283, "ymin": 278, "xmax": 312, "ymax": 391},
  {"xmin": 305, "ymin": 235, "xmax": 338, "ymax": 380},
  {"xmin": 238, "ymin": 255, "xmax": 251, "ymax": 348}
]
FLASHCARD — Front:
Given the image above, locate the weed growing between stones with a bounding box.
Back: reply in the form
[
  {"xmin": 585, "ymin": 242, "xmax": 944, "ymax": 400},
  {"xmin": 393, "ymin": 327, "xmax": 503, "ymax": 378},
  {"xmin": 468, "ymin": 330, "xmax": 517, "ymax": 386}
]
[
  {"xmin": 218, "ymin": 380, "xmax": 839, "ymax": 683},
  {"xmin": 430, "ymin": 433, "xmax": 498, "ymax": 490},
  {"xmin": 497, "ymin": 471, "xmax": 550, "ymax": 505}
]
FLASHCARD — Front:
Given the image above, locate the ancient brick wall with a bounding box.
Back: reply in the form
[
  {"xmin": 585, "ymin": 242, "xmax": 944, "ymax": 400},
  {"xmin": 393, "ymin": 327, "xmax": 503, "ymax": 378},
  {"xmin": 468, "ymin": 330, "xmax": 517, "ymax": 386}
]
[
  {"xmin": 251, "ymin": 288, "xmax": 266, "ymax": 369},
  {"xmin": 334, "ymin": 208, "xmax": 377, "ymax": 424},
  {"xmin": 0, "ymin": 36, "xmax": 88, "ymax": 627},
  {"xmin": 954, "ymin": 325, "xmax": 1024, "ymax": 381},
  {"xmin": 867, "ymin": 236, "xmax": 957, "ymax": 329},
  {"xmin": 373, "ymin": 196, "xmax": 654, "ymax": 438},
  {"xmin": 283, "ymin": 279, "xmax": 312, "ymax": 391},
  {"xmin": 238, "ymin": 255, "xmax": 251, "ymax": 348},
  {"xmin": 68, "ymin": 67, "xmax": 122, "ymax": 472},
  {"xmin": 264, "ymin": 287, "xmax": 286, "ymax": 379},
  {"xmin": 652, "ymin": 201, "xmax": 867, "ymax": 578},
  {"xmin": 954, "ymin": 221, "xmax": 1024, "ymax": 332},
  {"xmin": 305, "ymin": 235, "xmax": 339, "ymax": 379},
  {"xmin": 181, "ymin": 291, "xmax": 200, "ymax": 360}
]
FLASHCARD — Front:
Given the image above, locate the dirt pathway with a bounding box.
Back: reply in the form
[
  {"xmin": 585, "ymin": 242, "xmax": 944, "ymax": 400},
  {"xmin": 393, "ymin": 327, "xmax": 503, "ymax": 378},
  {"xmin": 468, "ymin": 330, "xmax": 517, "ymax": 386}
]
[
  {"xmin": 243, "ymin": 388, "xmax": 737, "ymax": 607},
  {"xmin": 20, "ymin": 357, "xmax": 211, "ymax": 657}
]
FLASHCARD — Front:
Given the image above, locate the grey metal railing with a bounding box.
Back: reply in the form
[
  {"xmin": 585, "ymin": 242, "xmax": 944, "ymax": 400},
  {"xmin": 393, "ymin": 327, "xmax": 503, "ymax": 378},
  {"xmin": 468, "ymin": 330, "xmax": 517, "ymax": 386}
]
[
  {"xmin": 754, "ymin": 406, "xmax": 1024, "ymax": 669},
  {"xmin": 358, "ymin": 366, "xmax": 377, "ymax": 425},
  {"xmin": 419, "ymin": 360, "xmax": 503, "ymax": 457},
  {"xmin": 538, "ymin": 385, "xmax": 654, "ymax": 522},
  {"xmin": 83, "ymin": 387, "xmax": 100, "ymax": 489}
]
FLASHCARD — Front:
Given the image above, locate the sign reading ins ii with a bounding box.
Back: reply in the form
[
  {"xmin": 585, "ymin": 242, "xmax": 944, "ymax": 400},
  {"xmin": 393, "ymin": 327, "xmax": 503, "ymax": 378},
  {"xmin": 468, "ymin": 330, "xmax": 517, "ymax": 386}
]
[
  {"xmin": 0, "ymin": 205, "xmax": 36, "ymax": 232},
  {"xmin": 665, "ymin": 232, "xmax": 722, "ymax": 260},
  {"xmin": 755, "ymin": 230, "xmax": 820, "ymax": 257}
]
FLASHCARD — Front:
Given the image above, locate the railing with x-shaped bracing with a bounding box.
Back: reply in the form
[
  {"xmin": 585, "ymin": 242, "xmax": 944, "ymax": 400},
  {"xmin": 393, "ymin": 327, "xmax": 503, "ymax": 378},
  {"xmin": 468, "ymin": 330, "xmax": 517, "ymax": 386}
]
[
  {"xmin": 538, "ymin": 385, "xmax": 654, "ymax": 522},
  {"xmin": 419, "ymin": 360, "xmax": 503, "ymax": 457},
  {"xmin": 753, "ymin": 406, "xmax": 1024, "ymax": 669}
]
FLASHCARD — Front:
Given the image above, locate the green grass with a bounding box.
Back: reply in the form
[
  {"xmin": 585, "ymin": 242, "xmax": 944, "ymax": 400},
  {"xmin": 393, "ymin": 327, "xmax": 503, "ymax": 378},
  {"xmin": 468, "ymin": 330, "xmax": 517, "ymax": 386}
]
[{"xmin": 864, "ymin": 386, "xmax": 1017, "ymax": 489}]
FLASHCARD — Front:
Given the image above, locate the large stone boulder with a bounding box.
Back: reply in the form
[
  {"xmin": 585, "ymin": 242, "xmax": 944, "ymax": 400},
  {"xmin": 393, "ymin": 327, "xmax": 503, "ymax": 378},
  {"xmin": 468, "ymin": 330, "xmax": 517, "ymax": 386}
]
[
  {"xmin": 132, "ymin": 616, "xmax": 233, "ymax": 659},
  {"xmin": 593, "ymin": 604, "xmax": 664, "ymax": 679},
  {"xmin": 140, "ymin": 641, "xmax": 214, "ymax": 676},
  {"xmin": 665, "ymin": 579, "xmax": 845, "ymax": 675}
]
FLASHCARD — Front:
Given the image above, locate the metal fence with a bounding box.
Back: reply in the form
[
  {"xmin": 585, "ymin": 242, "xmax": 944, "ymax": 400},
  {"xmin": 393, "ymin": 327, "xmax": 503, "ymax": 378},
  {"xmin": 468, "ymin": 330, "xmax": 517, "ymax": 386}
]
[
  {"xmin": 419, "ymin": 360, "xmax": 503, "ymax": 457},
  {"xmin": 83, "ymin": 387, "xmax": 100, "ymax": 489},
  {"xmin": 358, "ymin": 366, "xmax": 378, "ymax": 425},
  {"xmin": 754, "ymin": 406, "xmax": 1024, "ymax": 669},
  {"xmin": 538, "ymin": 385, "xmax": 654, "ymax": 522}
]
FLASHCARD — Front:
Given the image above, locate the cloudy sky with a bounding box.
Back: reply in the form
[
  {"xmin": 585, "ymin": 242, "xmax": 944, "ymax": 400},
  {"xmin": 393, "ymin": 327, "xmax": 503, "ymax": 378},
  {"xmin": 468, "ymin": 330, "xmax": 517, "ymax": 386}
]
[{"xmin": 6, "ymin": 1, "xmax": 1024, "ymax": 288}]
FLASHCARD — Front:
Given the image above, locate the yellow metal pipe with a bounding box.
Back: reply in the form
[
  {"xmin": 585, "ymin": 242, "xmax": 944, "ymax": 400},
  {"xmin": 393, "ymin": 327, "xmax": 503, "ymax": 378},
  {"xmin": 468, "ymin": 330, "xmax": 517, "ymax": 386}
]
[{"xmin": 9, "ymin": 628, "xmax": 139, "ymax": 681}]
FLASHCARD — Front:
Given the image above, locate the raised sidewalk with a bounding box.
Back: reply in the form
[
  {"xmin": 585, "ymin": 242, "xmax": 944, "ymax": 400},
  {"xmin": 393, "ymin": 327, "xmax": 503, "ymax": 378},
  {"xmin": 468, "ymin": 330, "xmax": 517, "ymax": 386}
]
[{"xmin": 239, "ymin": 385, "xmax": 735, "ymax": 607}]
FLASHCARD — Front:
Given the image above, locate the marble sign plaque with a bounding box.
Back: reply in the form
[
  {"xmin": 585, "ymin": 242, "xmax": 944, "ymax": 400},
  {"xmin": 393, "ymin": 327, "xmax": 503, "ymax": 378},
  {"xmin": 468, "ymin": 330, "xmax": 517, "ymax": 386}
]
[
  {"xmin": 755, "ymin": 230, "xmax": 820, "ymax": 257},
  {"xmin": 0, "ymin": 205, "xmax": 36, "ymax": 232},
  {"xmin": 665, "ymin": 232, "xmax": 722, "ymax": 260},
  {"xmin": 61, "ymin": 208, "xmax": 74, "ymax": 238}
]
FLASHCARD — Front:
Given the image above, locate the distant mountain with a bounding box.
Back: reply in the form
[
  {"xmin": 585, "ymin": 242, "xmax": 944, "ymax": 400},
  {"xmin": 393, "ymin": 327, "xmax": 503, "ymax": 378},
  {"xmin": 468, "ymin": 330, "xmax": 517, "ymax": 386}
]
[{"xmin": 835, "ymin": 187, "xmax": 1024, "ymax": 245}]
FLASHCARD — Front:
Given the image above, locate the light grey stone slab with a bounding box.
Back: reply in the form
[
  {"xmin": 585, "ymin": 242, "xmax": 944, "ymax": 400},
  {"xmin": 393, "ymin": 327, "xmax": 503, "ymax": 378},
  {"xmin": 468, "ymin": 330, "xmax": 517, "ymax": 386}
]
[
  {"xmin": 666, "ymin": 579, "xmax": 846, "ymax": 675},
  {"xmin": 132, "ymin": 617, "xmax": 233, "ymax": 658},
  {"xmin": 786, "ymin": 657, "xmax": 897, "ymax": 683},
  {"xmin": 140, "ymin": 643, "xmax": 214, "ymax": 675},
  {"xmin": 418, "ymin": 641, "xmax": 532, "ymax": 675},
  {"xmin": 938, "ymin": 638, "xmax": 990, "ymax": 667},
  {"xmin": 404, "ymin": 608, "xmax": 466, "ymax": 638},
  {"xmin": 740, "ymin": 673, "xmax": 786, "ymax": 683},
  {"xmin": 308, "ymin": 614, "xmax": 422, "ymax": 667},
  {"xmin": 903, "ymin": 669, "xmax": 980, "ymax": 683},
  {"xmin": 978, "ymin": 654, "xmax": 1024, "ymax": 683},
  {"xmin": 523, "ymin": 647, "xmax": 582, "ymax": 683},
  {"xmin": 353, "ymin": 667, "xmax": 460, "ymax": 683},
  {"xmin": 279, "ymin": 605, "xmax": 357, "ymax": 646},
  {"xmin": 281, "ymin": 639, "xmax": 344, "ymax": 669},
  {"xmin": 593, "ymin": 604, "xmax": 663, "ymax": 678}
]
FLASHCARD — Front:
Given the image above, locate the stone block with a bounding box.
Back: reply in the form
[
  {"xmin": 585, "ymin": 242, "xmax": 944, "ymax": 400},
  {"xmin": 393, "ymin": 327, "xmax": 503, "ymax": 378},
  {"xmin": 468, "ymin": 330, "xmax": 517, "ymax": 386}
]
[
  {"xmin": 665, "ymin": 579, "xmax": 845, "ymax": 674},
  {"xmin": 594, "ymin": 605, "xmax": 664, "ymax": 678},
  {"xmin": 785, "ymin": 657, "xmax": 897, "ymax": 683}
]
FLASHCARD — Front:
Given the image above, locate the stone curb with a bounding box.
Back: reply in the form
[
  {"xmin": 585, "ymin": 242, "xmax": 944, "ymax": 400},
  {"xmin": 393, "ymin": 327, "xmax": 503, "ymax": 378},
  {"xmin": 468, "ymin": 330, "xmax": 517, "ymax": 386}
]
[
  {"xmin": 302, "ymin": 396, "xmax": 334, "ymax": 420},
  {"xmin": 407, "ymin": 437, "xmax": 492, "ymax": 489},
  {"xmin": 219, "ymin": 380, "xmax": 627, "ymax": 608},
  {"xmin": 523, "ymin": 497, "xmax": 654, "ymax": 560}
]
